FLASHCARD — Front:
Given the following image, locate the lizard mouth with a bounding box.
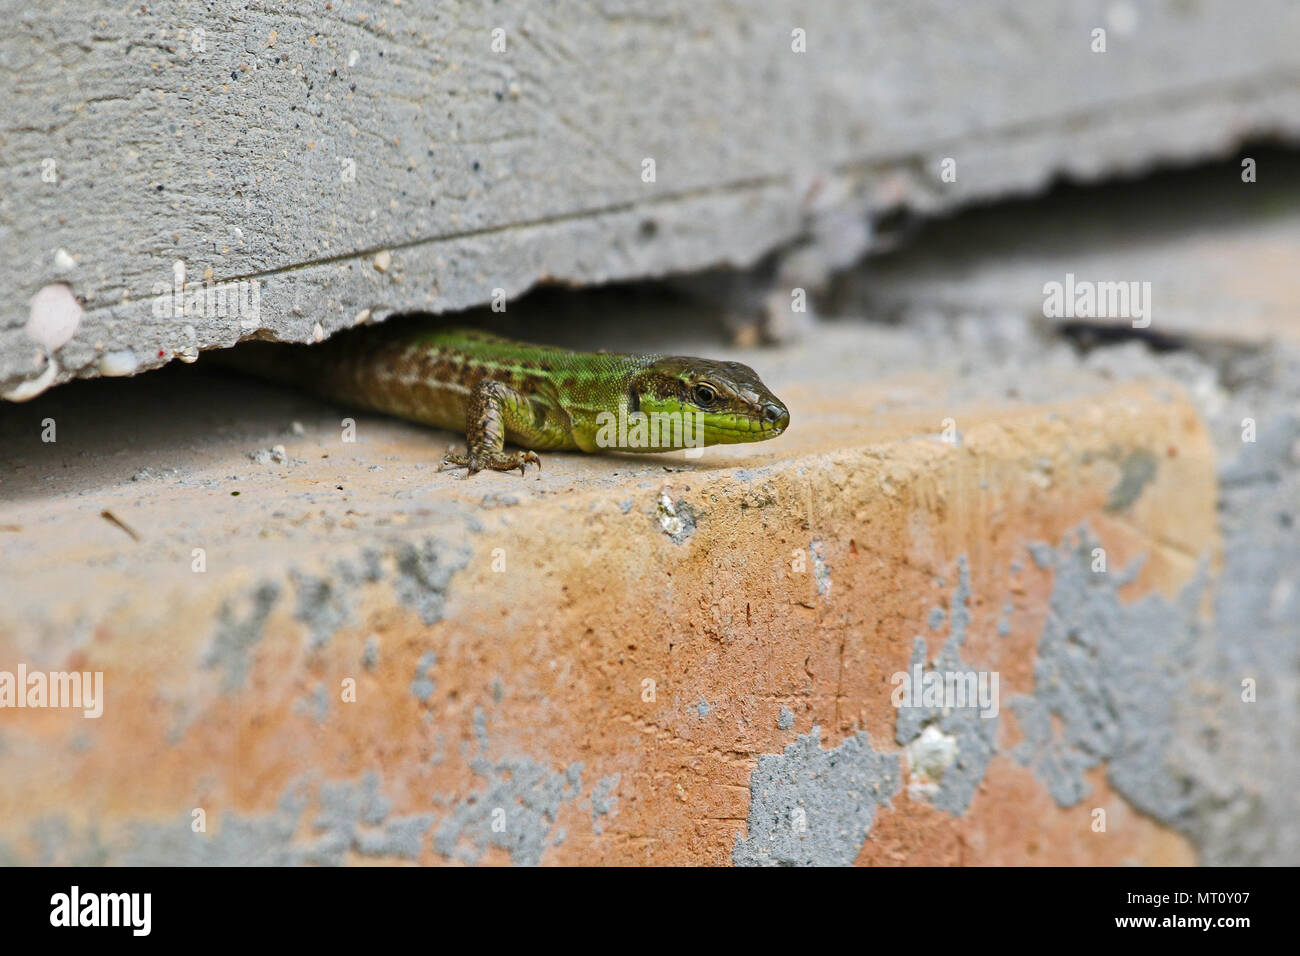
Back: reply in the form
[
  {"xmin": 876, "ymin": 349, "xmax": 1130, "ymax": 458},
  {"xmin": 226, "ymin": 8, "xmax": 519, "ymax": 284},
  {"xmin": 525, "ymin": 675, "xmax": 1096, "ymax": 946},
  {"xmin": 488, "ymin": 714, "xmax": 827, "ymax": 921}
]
[{"xmin": 705, "ymin": 404, "xmax": 790, "ymax": 442}]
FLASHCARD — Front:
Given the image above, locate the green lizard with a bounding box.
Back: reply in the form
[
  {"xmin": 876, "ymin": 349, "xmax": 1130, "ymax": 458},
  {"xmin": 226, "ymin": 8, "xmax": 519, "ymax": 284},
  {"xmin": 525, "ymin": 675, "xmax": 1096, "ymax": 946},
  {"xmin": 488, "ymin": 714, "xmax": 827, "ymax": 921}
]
[{"xmin": 230, "ymin": 322, "xmax": 789, "ymax": 475}]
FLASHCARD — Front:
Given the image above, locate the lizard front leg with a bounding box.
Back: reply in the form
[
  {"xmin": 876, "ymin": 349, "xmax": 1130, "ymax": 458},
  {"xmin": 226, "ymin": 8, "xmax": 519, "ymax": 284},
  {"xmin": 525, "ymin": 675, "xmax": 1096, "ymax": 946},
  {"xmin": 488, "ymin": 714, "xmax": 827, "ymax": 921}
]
[{"xmin": 438, "ymin": 379, "xmax": 542, "ymax": 476}]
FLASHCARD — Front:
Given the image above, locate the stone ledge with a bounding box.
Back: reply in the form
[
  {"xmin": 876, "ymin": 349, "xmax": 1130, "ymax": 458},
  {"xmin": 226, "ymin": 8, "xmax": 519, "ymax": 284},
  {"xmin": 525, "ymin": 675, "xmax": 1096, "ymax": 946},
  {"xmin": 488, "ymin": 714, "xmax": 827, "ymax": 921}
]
[{"xmin": 0, "ymin": 326, "xmax": 1217, "ymax": 864}]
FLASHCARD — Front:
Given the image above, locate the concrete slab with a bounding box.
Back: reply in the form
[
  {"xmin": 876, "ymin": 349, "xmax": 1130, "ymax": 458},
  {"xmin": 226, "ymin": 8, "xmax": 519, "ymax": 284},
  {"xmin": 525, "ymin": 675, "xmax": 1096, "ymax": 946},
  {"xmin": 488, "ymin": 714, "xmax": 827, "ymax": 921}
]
[{"xmin": 7, "ymin": 1, "xmax": 1300, "ymax": 395}]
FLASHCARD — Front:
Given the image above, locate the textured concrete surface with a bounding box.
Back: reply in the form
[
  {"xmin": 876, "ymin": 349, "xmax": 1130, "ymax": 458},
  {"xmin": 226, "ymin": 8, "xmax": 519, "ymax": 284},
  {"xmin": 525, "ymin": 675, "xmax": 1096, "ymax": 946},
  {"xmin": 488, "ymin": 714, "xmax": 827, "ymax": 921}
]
[
  {"xmin": 838, "ymin": 153, "xmax": 1300, "ymax": 347},
  {"xmin": 0, "ymin": 306, "xmax": 1231, "ymax": 865},
  {"xmin": 7, "ymin": 1, "xmax": 1300, "ymax": 396}
]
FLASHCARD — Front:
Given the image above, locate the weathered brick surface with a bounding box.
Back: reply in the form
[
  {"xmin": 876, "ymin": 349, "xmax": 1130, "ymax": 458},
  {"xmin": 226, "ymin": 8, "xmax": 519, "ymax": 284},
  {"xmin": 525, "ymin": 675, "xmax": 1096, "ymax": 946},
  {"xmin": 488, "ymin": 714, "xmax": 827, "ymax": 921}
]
[{"xmin": 0, "ymin": 324, "xmax": 1218, "ymax": 864}]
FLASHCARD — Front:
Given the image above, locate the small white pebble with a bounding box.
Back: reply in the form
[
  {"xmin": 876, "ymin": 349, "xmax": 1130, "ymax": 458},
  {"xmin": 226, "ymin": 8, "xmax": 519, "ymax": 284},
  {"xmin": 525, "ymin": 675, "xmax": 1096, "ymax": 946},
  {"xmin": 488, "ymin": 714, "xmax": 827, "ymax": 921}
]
[
  {"xmin": 26, "ymin": 283, "xmax": 83, "ymax": 352},
  {"xmin": 348, "ymin": 49, "xmax": 360, "ymax": 67},
  {"xmin": 99, "ymin": 348, "xmax": 139, "ymax": 377},
  {"xmin": 2, "ymin": 355, "xmax": 58, "ymax": 402},
  {"xmin": 353, "ymin": 308, "xmax": 372, "ymax": 326},
  {"xmin": 291, "ymin": 421, "xmax": 306, "ymax": 436},
  {"xmin": 53, "ymin": 248, "xmax": 77, "ymax": 271},
  {"xmin": 313, "ymin": 321, "xmax": 324, "ymax": 342},
  {"xmin": 373, "ymin": 250, "xmax": 392, "ymax": 273}
]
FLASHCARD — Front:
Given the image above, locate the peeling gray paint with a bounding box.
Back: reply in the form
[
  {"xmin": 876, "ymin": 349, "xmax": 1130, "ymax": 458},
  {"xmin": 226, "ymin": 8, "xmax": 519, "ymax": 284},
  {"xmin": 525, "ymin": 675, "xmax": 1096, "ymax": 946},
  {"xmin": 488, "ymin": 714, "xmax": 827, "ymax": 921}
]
[
  {"xmin": 292, "ymin": 560, "xmax": 364, "ymax": 650},
  {"xmin": 1028, "ymin": 542, "xmax": 1055, "ymax": 569},
  {"xmin": 810, "ymin": 540, "xmax": 831, "ymax": 598},
  {"xmin": 777, "ymin": 705, "xmax": 795, "ymax": 730},
  {"xmin": 393, "ymin": 536, "xmax": 472, "ymax": 626},
  {"xmin": 202, "ymin": 581, "xmax": 280, "ymax": 693},
  {"xmin": 896, "ymin": 556, "xmax": 996, "ymax": 815},
  {"xmin": 734, "ymin": 726, "xmax": 899, "ymax": 867},
  {"xmin": 295, "ymin": 683, "xmax": 330, "ymax": 724},
  {"xmin": 432, "ymin": 708, "xmax": 584, "ymax": 866},
  {"xmin": 1106, "ymin": 448, "xmax": 1158, "ymax": 512},
  {"xmin": 111, "ymin": 774, "xmax": 432, "ymax": 866},
  {"xmin": 997, "ymin": 600, "xmax": 1014, "ymax": 637},
  {"xmin": 1009, "ymin": 526, "xmax": 1210, "ymax": 828},
  {"xmin": 591, "ymin": 774, "xmax": 620, "ymax": 835},
  {"xmin": 410, "ymin": 650, "xmax": 437, "ymax": 703}
]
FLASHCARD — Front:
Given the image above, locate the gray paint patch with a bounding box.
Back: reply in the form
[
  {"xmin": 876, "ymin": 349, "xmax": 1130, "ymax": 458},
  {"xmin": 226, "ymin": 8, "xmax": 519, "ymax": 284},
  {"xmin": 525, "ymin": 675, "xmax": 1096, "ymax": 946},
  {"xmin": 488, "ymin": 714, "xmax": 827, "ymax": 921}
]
[
  {"xmin": 1009, "ymin": 527, "xmax": 1207, "ymax": 818},
  {"xmin": 777, "ymin": 705, "xmax": 795, "ymax": 730},
  {"xmin": 292, "ymin": 559, "xmax": 365, "ymax": 650},
  {"xmin": 432, "ymin": 708, "xmax": 584, "ymax": 866},
  {"xmin": 810, "ymin": 540, "xmax": 831, "ymax": 598},
  {"xmin": 1028, "ymin": 542, "xmax": 1055, "ymax": 569},
  {"xmin": 202, "ymin": 581, "xmax": 281, "ymax": 692},
  {"xmin": 114, "ymin": 773, "xmax": 432, "ymax": 865},
  {"xmin": 591, "ymin": 774, "xmax": 620, "ymax": 835},
  {"xmin": 294, "ymin": 683, "xmax": 329, "ymax": 724},
  {"xmin": 306, "ymin": 772, "xmax": 431, "ymax": 862},
  {"xmin": 894, "ymin": 556, "xmax": 998, "ymax": 815},
  {"xmin": 697, "ymin": 697, "xmax": 712, "ymax": 718},
  {"xmin": 393, "ymin": 536, "xmax": 471, "ymax": 625},
  {"xmin": 734, "ymin": 726, "xmax": 899, "ymax": 866},
  {"xmin": 928, "ymin": 605, "xmax": 947, "ymax": 630},
  {"xmin": 410, "ymin": 650, "xmax": 437, "ymax": 703},
  {"xmin": 1106, "ymin": 448, "xmax": 1158, "ymax": 512}
]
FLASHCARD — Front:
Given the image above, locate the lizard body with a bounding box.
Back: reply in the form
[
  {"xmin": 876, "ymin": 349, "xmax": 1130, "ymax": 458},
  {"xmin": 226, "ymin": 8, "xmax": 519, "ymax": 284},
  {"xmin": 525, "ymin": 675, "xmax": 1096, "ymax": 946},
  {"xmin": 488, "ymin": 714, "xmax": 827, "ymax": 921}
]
[{"xmin": 229, "ymin": 323, "xmax": 789, "ymax": 475}]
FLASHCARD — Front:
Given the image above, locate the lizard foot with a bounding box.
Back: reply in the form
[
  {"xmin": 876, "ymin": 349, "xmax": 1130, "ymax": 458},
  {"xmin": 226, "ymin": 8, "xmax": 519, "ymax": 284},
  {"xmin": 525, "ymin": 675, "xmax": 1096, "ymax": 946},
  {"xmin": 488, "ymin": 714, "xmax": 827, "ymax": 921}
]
[{"xmin": 438, "ymin": 450, "xmax": 541, "ymax": 477}]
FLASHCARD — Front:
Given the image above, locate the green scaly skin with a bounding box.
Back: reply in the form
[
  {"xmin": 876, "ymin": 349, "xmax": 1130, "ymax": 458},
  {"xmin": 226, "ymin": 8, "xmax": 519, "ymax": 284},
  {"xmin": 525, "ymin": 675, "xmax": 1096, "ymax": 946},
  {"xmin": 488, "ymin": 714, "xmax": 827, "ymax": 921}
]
[{"xmin": 282, "ymin": 323, "xmax": 791, "ymax": 475}]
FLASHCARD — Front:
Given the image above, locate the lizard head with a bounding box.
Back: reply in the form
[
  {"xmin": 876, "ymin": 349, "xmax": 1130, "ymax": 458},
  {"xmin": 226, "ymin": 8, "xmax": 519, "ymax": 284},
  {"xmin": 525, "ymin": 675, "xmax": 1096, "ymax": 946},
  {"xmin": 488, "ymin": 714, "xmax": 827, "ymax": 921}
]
[{"xmin": 629, "ymin": 356, "xmax": 790, "ymax": 448}]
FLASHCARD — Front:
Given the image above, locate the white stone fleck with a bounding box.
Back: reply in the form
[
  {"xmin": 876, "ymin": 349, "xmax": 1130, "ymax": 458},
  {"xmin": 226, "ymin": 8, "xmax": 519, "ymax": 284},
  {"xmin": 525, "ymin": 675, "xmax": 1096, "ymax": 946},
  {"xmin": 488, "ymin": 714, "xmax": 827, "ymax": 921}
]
[
  {"xmin": 2, "ymin": 355, "xmax": 58, "ymax": 402},
  {"xmin": 26, "ymin": 283, "xmax": 84, "ymax": 352},
  {"xmin": 99, "ymin": 348, "xmax": 139, "ymax": 377},
  {"xmin": 905, "ymin": 724, "xmax": 959, "ymax": 801}
]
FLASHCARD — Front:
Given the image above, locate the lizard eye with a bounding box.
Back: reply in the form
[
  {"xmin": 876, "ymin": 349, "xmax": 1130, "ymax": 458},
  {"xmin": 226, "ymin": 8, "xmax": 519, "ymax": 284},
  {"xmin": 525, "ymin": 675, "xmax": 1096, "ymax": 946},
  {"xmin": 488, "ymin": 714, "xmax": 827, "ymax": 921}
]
[{"xmin": 692, "ymin": 383, "xmax": 718, "ymax": 407}]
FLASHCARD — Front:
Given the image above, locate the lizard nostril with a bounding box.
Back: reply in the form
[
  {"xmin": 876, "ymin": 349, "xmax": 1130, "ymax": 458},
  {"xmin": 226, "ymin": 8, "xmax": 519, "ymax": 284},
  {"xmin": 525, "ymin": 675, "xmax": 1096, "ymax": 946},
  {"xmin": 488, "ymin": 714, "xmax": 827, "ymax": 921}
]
[{"xmin": 762, "ymin": 403, "xmax": 787, "ymax": 426}]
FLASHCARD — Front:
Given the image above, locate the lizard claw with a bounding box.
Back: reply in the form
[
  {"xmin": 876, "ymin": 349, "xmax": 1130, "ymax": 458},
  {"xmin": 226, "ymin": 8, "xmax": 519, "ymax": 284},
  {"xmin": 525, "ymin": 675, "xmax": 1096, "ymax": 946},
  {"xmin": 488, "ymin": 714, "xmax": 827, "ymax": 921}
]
[{"xmin": 439, "ymin": 449, "xmax": 540, "ymax": 477}]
